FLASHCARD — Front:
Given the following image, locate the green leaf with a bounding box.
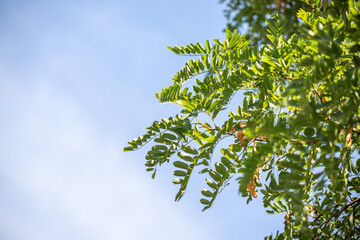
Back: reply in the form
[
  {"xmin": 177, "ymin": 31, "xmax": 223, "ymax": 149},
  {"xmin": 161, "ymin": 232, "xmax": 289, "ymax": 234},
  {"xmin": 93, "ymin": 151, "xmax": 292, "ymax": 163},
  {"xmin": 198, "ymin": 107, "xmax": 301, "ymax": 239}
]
[
  {"xmin": 261, "ymin": 57, "xmax": 280, "ymax": 68},
  {"xmin": 221, "ymin": 148, "xmax": 237, "ymax": 160},
  {"xmin": 203, "ymin": 54, "xmax": 210, "ymax": 69},
  {"xmin": 173, "ymin": 161, "xmax": 189, "ymax": 169},
  {"xmin": 173, "ymin": 170, "xmax": 187, "ymax": 177},
  {"xmin": 177, "ymin": 152, "xmax": 193, "ymax": 162},
  {"xmin": 176, "ymin": 100, "xmax": 196, "ymax": 111},
  {"xmin": 209, "ymin": 169, "xmax": 222, "ymax": 182},
  {"xmin": 201, "ymin": 189, "xmax": 213, "ymax": 197},
  {"xmin": 152, "ymin": 145, "xmax": 168, "ymax": 151},
  {"xmin": 181, "ymin": 145, "xmax": 199, "ymax": 155},
  {"xmin": 206, "ymin": 178, "xmax": 217, "ymax": 189},
  {"xmin": 221, "ymin": 157, "xmax": 233, "ymax": 168},
  {"xmin": 215, "ymin": 162, "xmax": 227, "ymax": 176},
  {"xmin": 200, "ymin": 198, "xmax": 210, "ymax": 205},
  {"xmin": 123, "ymin": 146, "xmax": 133, "ymax": 152},
  {"xmin": 161, "ymin": 133, "xmax": 177, "ymax": 140},
  {"xmin": 205, "ymin": 40, "xmax": 212, "ymax": 52},
  {"xmin": 154, "ymin": 138, "xmax": 173, "ymax": 145},
  {"xmin": 229, "ymin": 144, "xmax": 242, "ymax": 152}
]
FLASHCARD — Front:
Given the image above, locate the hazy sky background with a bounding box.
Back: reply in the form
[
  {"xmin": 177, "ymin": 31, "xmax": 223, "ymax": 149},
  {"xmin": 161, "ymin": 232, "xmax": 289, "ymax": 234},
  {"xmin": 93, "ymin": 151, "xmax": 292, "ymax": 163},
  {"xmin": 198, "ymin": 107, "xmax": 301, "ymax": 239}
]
[{"xmin": 0, "ymin": 1, "xmax": 284, "ymax": 239}]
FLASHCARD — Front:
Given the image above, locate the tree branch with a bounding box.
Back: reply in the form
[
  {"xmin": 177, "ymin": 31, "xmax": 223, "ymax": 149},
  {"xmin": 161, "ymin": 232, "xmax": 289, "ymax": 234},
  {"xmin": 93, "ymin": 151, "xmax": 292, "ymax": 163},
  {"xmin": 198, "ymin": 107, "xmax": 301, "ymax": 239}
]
[
  {"xmin": 317, "ymin": 198, "xmax": 360, "ymax": 229},
  {"xmin": 277, "ymin": 69, "xmax": 293, "ymax": 80}
]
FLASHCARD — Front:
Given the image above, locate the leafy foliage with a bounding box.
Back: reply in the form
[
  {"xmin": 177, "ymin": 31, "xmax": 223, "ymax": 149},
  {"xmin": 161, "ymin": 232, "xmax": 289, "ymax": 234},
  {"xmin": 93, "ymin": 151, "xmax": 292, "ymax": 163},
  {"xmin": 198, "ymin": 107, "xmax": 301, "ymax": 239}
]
[
  {"xmin": 219, "ymin": 0, "xmax": 310, "ymax": 45},
  {"xmin": 125, "ymin": 0, "xmax": 360, "ymax": 238}
]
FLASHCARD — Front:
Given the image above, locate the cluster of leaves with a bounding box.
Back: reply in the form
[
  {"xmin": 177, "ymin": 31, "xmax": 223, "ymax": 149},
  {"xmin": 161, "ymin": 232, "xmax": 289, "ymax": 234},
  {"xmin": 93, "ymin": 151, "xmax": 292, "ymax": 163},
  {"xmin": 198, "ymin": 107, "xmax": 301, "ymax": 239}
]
[
  {"xmin": 219, "ymin": 0, "xmax": 312, "ymax": 45},
  {"xmin": 125, "ymin": 0, "xmax": 360, "ymax": 239}
]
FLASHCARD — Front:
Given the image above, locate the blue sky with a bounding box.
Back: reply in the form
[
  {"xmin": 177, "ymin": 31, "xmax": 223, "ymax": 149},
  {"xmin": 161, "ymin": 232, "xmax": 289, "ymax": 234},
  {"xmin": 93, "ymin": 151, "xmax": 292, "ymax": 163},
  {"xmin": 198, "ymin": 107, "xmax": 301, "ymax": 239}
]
[{"xmin": 0, "ymin": 1, "xmax": 284, "ymax": 239}]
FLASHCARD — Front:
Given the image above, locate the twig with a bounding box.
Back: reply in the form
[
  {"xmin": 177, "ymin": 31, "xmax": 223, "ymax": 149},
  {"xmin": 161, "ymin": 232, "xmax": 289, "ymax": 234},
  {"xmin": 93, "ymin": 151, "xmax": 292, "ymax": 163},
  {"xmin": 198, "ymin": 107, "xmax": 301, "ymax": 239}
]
[
  {"xmin": 318, "ymin": 198, "xmax": 360, "ymax": 229},
  {"xmin": 312, "ymin": 84, "xmax": 326, "ymax": 104},
  {"xmin": 192, "ymin": 122, "xmax": 218, "ymax": 131},
  {"xmin": 277, "ymin": 69, "xmax": 293, "ymax": 80}
]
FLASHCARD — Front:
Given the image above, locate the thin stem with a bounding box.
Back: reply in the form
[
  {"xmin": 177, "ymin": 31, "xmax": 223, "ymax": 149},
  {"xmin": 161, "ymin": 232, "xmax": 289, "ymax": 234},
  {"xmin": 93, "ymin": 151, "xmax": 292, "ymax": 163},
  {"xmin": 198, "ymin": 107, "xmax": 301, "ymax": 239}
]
[
  {"xmin": 192, "ymin": 121, "xmax": 217, "ymax": 131},
  {"xmin": 277, "ymin": 68, "xmax": 293, "ymax": 80}
]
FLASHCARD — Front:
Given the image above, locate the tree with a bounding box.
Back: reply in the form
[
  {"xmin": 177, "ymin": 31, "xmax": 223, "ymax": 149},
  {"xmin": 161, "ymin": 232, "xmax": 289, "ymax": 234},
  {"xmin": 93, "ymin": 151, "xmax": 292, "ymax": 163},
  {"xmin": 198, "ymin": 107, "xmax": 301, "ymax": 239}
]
[{"xmin": 124, "ymin": 0, "xmax": 360, "ymax": 238}]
